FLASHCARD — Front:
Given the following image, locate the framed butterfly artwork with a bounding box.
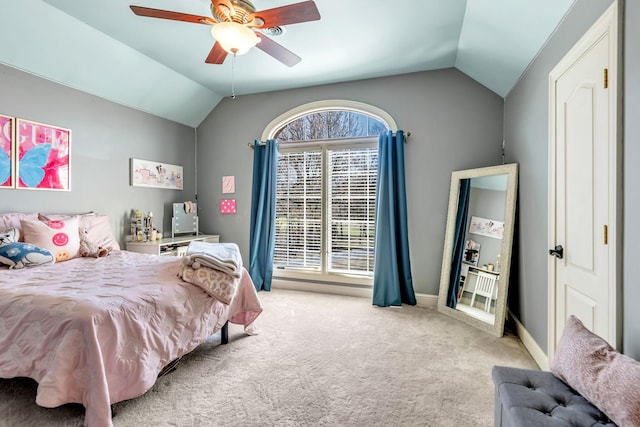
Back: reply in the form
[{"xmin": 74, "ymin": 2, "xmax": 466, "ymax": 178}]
[
  {"xmin": 16, "ymin": 118, "xmax": 71, "ymax": 191},
  {"xmin": 0, "ymin": 114, "xmax": 14, "ymax": 189}
]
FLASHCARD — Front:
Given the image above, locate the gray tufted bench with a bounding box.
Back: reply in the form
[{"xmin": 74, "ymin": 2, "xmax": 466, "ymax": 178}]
[{"xmin": 492, "ymin": 366, "xmax": 617, "ymax": 427}]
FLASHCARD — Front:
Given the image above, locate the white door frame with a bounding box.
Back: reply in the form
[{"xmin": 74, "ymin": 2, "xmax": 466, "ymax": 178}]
[{"xmin": 547, "ymin": 1, "xmax": 621, "ymax": 363}]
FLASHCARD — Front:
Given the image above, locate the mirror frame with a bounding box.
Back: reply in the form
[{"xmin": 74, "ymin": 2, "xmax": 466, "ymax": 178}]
[{"xmin": 437, "ymin": 163, "xmax": 518, "ymax": 337}]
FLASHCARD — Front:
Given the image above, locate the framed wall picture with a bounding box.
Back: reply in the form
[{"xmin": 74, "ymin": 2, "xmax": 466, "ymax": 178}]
[
  {"xmin": 468, "ymin": 216, "xmax": 504, "ymax": 239},
  {"xmin": 222, "ymin": 175, "xmax": 235, "ymax": 194},
  {"xmin": 16, "ymin": 118, "xmax": 71, "ymax": 191},
  {"xmin": 220, "ymin": 199, "xmax": 237, "ymax": 214},
  {"xmin": 131, "ymin": 158, "xmax": 183, "ymax": 190},
  {"xmin": 0, "ymin": 114, "xmax": 14, "ymax": 188}
]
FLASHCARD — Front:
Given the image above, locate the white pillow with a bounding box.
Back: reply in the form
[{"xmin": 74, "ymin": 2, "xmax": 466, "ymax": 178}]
[
  {"xmin": 21, "ymin": 217, "xmax": 80, "ymax": 262},
  {"xmin": 39, "ymin": 213, "xmax": 120, "ymax": 250}
]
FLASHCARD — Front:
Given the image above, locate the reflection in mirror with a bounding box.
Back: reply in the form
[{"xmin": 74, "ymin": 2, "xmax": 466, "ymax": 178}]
[{"xmin": 437, "ymin": 164, "xmax": 518, "ymax": 337}]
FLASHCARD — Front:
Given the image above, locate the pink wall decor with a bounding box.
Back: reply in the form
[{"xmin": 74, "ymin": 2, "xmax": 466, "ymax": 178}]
[
  {"xmin": 220, "ymin": 199, "xmax": 237, "ymax": 214},
  {"xmin": 16, "ymin": 118, "xmax": 71, "ymax": 191},
  {"xmin": 0, "ymin": 114, "xmax": 14, "ymax": 188},
  {"xmin": 222, "ymin": 175, "xmax": 235, "ymax": 194}
]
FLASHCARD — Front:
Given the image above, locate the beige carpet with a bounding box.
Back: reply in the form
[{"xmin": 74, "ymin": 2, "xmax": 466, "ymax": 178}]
[{"xmin": 0, "ymin": 289, "xmax": 538, "ymax": 426}]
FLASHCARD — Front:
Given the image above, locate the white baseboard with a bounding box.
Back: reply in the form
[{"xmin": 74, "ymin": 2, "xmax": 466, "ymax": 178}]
[
  {"xmin": 272, "ymin": 279, "xmax": 438, "ymax": 308},
  {"xmin": 415, "ymin": 293, "xmax": 438, "ymax": 309},
  {"xmin": 509, "ymin": 309, "xmax": 549, "ymax": 370},
  {"xmin": 272, "ymin": 279, "xmax": 372, "ymax": 298}
]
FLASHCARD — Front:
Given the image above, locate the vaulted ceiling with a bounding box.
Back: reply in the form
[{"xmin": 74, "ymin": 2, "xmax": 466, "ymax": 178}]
[{"xmin": 1, "ymin": 0, "xmax": 575, "ymax": 127}]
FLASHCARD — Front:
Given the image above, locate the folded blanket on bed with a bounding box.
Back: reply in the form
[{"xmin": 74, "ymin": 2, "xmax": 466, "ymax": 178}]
[
  {"xmin": 183, "ymin": 241, "xmax": 242, "ymax": 278},
  {"xmin": 179, "ymin": 264, "xmax": 239, "ymax": 304}
]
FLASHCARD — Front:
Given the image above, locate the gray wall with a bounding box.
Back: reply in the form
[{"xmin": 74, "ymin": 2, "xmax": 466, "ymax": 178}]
[
  {"xmin": 0, "ymin": 64, "xmax": 196, "ymax": 244},
  {"xmin": 504, "ymin": 0, "xmax": 626, "ymax": 354},
  {"xmin": 623, "ymin": 0, "xmax": 640, "ymax": 358},
  {"xmin": 196, "ymin": 68, "xmax": 504, "ymax": 295}
]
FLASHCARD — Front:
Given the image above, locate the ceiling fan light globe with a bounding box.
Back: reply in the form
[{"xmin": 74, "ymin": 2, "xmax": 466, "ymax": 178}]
[{"xmin": 211, "ymin": 22, "xmax": 259, "ymax": 55}]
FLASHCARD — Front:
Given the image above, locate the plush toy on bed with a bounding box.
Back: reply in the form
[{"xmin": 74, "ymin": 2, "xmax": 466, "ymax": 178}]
[
  {"xmin": 0, "ymin": 227, "xmax": 55, "ymax": 269},
  {"xmin": 79, "ymin": 227, "xmax": 111, "ymax": 258}
]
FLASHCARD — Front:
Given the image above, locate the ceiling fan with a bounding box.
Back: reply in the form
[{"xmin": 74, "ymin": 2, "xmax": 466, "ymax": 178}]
[{"xmin": 130, "ymin": 0, "xmax": 321, "ymax": 67}]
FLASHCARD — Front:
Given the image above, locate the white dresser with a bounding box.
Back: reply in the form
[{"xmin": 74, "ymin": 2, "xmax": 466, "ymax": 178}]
[{"xmin": 126, "ymin": 234, "xmax": 220, "ymax": 256}]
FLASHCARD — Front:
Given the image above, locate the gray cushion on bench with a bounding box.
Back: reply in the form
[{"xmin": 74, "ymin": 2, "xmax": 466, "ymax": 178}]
[{"xmin": 492, "ymin": 366, "xmax": 616, "ymax": 427}]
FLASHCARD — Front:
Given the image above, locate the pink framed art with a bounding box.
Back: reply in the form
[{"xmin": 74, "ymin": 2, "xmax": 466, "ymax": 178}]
[
  {"xmin": 0, "ymin": 114, "xmax": 14, "ymax": 188},
  {"xmin": 222, "ymin": 175, "xmax": 235, "ymax": 194},
  {"xmin": 16, "ymin": 118, "xmax": 71, "ymax": 191},
  {"xmin": 220, "ymin": 199, "xmax": 237, "ymax": 214}
]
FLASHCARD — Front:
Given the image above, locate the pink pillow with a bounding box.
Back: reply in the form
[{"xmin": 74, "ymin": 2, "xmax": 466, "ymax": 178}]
[
  {"xmin": 81, "ymin": 215, "xmax": 121, "ymax": 251},
  {"xmin": 39, "ymin": 213, "xmax": 120, "ymax": 251},
  {"xmin": 21, "ymin": 217, "xmax": 80, "ymax": 262},
  {"xmin": 0, "ymin": 213, "xmax": 39, "ymax": 241},
  {"xmin": 551, "ymin": 315, "xmax": 640, "ymax": 427}
]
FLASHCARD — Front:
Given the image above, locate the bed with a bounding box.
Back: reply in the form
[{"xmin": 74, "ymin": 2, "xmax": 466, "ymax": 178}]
[{"xmin": 0, "ymin": 213, "xmax": 263, "ymax": 427}]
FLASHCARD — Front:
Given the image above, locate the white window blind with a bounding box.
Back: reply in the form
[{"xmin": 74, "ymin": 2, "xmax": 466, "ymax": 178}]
[
  {"xmin": 271, "ymin": 105, "xmax": 387, "ymax": 282},
  {"xmin": 275, "ymin": 150, "xmax": 322, "ymax": 270},
  {"xmin": 327, "ymin": 147, "xmax": 377, "ymax": 274},
  {"xmin": 274, "ymin": 146, "xmax": 377, "ymax": 276}
]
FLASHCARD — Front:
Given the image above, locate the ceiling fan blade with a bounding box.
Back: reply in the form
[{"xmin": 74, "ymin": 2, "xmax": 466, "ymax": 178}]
[
  {"xmin": 255, "ymin": 33, "xmax": 301, "ymax": 67},
  {"xmin": 249, "ymin": 1, "xmax": 320, "ymax": 29},
  {"xmin": 205, "ymin": 42, "xmax": 228, "ymax": 64},
  {"xmin": 130, "ymin": 6, "xmax": 214, "ymax": 25}
]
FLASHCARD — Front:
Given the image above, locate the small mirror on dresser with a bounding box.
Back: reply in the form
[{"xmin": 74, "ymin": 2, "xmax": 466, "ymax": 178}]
[
  {"xmin": 437, "ymin": 163, "xmax": 518, "ymax": 337},
  {"xmin": 172, "ymin": 202, "xmax": 199, "ymax": 237}
]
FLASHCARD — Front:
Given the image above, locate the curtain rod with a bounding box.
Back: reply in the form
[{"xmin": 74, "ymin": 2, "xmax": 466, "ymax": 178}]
[{"xmin": 248, "ymin": 131, "xmax": 411, "ymax": 148}]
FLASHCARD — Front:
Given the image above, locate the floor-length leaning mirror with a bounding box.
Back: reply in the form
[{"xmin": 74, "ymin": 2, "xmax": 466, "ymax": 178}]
[{"xmin": 437, "ymin": 163, "xmax": 518, "ymax": 337}]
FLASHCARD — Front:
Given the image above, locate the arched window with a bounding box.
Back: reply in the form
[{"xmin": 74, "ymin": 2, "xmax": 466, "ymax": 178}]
[{"xmin": 264, "ymin": 100, "xmax": 396, "ymax": 284}]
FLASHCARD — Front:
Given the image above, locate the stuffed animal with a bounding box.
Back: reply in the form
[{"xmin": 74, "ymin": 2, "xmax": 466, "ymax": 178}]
[
  {"xmin": 79, "ymin": 228, "xmax": 111, "ymax": 258},
  {"xmin": 0, "ymin": 228, "xmax": 55, "ymax": 269}
]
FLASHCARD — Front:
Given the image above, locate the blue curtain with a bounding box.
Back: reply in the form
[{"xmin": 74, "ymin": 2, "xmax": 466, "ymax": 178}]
[
  {"xmin": 249, "ymin": 139, "xmax": 278, "ymax": 291},
  {"xmin": 372, "ymin": 130, "xmax": 416, "ymax": 307},
  {"xmin": 447, "ymin": 178, "xmax": 471, "ymax": 308}
]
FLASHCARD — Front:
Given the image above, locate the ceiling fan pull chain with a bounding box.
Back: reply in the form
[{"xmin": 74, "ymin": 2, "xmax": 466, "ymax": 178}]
[{"xmin": 231, "ymin": 53, "xmax": 236, "ymax": 99}]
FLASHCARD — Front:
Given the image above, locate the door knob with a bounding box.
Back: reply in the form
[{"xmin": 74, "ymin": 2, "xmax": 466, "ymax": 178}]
[{"xmin": 549, "ymin": 245, "xmax": 564, "ymax": 259}]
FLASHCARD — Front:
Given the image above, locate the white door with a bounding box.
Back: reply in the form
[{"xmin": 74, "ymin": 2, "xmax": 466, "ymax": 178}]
[{"xmin": 548, "ymin": 3, "xmax": 619, "ymax": 361}]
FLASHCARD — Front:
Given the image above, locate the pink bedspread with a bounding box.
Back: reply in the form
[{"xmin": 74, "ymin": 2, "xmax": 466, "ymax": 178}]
[{"xmin": 0, "ymin": 251, "xmax": 262, "ymax": 427}]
